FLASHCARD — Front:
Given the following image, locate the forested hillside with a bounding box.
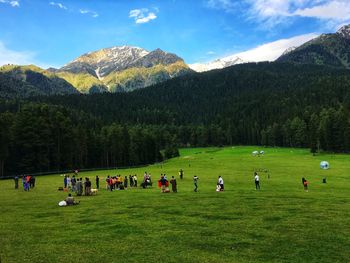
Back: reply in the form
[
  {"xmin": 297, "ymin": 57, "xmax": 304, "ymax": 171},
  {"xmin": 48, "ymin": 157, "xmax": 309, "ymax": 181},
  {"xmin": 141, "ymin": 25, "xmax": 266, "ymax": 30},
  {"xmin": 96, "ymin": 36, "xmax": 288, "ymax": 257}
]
[{"xmin": 1, "ymin": 62, "xmax": 350, "ymax": 176}]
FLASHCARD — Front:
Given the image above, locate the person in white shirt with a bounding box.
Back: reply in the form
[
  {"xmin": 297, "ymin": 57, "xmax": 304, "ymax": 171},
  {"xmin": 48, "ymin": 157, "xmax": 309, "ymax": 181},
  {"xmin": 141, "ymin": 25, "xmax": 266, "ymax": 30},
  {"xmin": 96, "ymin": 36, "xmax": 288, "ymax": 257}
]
[
  {"xmin": 254, "ymin": 172, "xmax": 260, "ymax": 190},
  {"xmin": 218, "ymin": 176, "xmax": 224, "ymax": 191}
]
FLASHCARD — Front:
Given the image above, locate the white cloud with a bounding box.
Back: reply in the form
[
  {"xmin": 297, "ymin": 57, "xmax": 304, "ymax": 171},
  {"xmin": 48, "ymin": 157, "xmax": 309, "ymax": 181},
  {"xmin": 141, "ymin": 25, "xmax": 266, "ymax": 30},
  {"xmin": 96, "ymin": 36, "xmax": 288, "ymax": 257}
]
[
  {"xmin": 0, "ymin": 41, "xmax": 36, "ymax": 66},
  {"xmin": 207, "ymin": 51, "xmax": 216, "ymax": 55},
  {"xmin": 246, "ymin": 0, "xmax": 350, "ymax": 28},
  {"xmin": 0, "ymin": 41, "xmax": 56, "ymax": 68},
  {"xmin": 49, "ymin": 1, "xmax": 67, "ymax": 10},
  {"xmin": 129, "ymin": 8, "xmax": 158, "ymax": 24},
  {"xmin": 0, "ymin": 0, "xmax": 19, "ymax": 7},
  {"xmin": 294, "ymin": 1, "xmax": 350, "ymax": 20},
  {"xmin": 79, "ymin": 9, "xmax": 98, "ymax": 18},
  {"xmin": 232, "ymin": 33, "xmax": 318, "ymax": 62}
]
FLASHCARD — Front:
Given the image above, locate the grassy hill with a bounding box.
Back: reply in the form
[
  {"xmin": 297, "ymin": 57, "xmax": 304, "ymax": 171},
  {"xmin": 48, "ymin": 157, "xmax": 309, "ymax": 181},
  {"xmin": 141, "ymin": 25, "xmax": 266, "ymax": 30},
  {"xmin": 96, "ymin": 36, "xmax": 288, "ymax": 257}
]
[{"xmin": 0, "ymin": 146, "xmax": 349, "ymax": 262}]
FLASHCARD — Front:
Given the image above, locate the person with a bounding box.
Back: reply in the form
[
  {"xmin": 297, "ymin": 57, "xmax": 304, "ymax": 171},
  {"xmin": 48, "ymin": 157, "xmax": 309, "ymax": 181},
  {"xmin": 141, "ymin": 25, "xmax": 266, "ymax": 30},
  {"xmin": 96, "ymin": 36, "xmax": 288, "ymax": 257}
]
[
  {"xmin": 170, "ymin": 176, "xmax": 177, "ymax": 193},
  {"xmin": 14, "ymin": 175, "xmax": 19, "ymax": 189},
  {"xmin": 193, "ymin": 175, "xmax": 199, "ymax": 192},
  {"xmin": 65, "ymin": 193, "xmax": 79, "ymax": 206},
  {"xmin": 67, "ymin": 175, "xmax": 71, "ymax": 190},
  {"xmin": 71, "ymin": 176, "xmax": 76, "ymax": 192},
  {"xmin": 129, "ymin": 175, "xmax": 134, "ymax": 187},
  {"xmin": 22, "ymin": 175, "xmax": 26, "ymax": 190},
  {"xmin": 302, "ymin": 177, "xmax": 308, "ymax": 192},
  {"xmin": 76, "ymin": 178, "xmax": 83, "ymax": 196},
  {"xmin": 218, "ymin": 176, "xmax": 224, "ymax": 191},
  {"xmin": 30, "ymin": 175, "xmax": 35, "ymax": 188},
  {"xmin": 133, "ymin": 175, "xmax": 138, "ymax": 187},
  {"xmin": 96, "ymin": 176, "xmax": 100, "ymax": 189},
  {"xmin": 124, "ymin": 176, "xmax": 128, "ymax": 189},
  {"xmin": 179, "ymin": 169, "xmax": 183, "ymax": 179},
  {"xmin": 64, "ymin": 175, "xmax": 67, "ymax": 189},
  {"xmin": 84, "ymin": 178, "xmax": 91, "ymax": 196},
  {"xmin": 25, "ymin": 175, "xmax": 31, "ymax": 191},
  {"xmin": 159, "ymin": 176, "xmax": 168, "ymax": 193},
  {"xmin": 254, "ymin": 172, "xmax": 260, "ymax": 190}
]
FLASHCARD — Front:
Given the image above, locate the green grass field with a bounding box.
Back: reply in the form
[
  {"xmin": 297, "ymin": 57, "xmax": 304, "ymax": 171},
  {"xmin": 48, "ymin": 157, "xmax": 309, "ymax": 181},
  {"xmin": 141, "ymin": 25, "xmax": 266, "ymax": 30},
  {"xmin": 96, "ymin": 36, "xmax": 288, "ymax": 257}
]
[{"xmin": 1, "ymin": 146, "xmax": 349, "ymax": 263}]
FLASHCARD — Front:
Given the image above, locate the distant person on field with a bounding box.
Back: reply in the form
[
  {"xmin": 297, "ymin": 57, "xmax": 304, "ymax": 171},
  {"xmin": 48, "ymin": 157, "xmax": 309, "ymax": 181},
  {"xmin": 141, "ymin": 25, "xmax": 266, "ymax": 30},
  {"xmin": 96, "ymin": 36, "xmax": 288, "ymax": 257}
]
[
  {"xmin": 254, "ymin": 172, "xmax": 260, "ymax": 190},
  {"xmin": 67, "ymin": 175, "xmax": 71, "ymax": 190},
  {"xmin": 129, "ymin": 175, "xmax": 133, "ymax": 187},
  {"xmin": 25, "ymin": 175, "xmax": 31, "ymax": 191},
  {"xmin": 179, "ymin": 169, "xmax": 183, "ymax": 179},
  {"xmin": 124, "ymin": 176, "xmax": 128, "ymax": 189},
  {"xmin": 14, "ymin": 175, "xmax": 19, "ymax": 189},
  {"xmin": 65, "ymin": 193, "xmax": 79, "ymax": 206},
  {"xmin": 302, "ymin": 177, "xmax": 308, "ymax": 192},
  {"xmin": 159, "ymin": 176, "xmax": 168, "ymax": 193},
  {"xmin": 71, "ymin": 175, "xmax": 76, "ymax": 192},
  {"xmin": 30, "ymin": 175, "xmax": 35, "ymax": 188},
  {"xmin": 76, "ymin": 178, "xmax": 83, "ymax": 196},
  {"xmin": 170, "ymin": 176, "xmax": 177, "ymax": 193},
  {"xmin": 218, "ymin": 176, "xmax": 224, "ymax": 191},
  {"xmin": 64, "ymin": 175, "xmax": 67, "ymax": 189},
  {"xmin": 84, "ymin": 178, "xmax": 91, "ymax": 196},
  {"xmin": 193, "ymin": 175, "xmax": 199, "ymax": 192},
  {"xmin": 96, "ymin": 176, "xmax": 100, "ymax": 189},
  {"xmin": 133, "ymin": 175, "xmax": 138, "ymax": 187}
]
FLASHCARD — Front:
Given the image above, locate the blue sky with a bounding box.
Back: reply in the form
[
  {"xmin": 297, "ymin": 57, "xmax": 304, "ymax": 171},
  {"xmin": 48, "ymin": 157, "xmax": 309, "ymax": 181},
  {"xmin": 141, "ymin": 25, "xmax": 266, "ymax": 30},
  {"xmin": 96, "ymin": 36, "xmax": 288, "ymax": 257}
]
[{"xmin": 1, "ymin": 0, "xmax": 350, "ymax": 68}]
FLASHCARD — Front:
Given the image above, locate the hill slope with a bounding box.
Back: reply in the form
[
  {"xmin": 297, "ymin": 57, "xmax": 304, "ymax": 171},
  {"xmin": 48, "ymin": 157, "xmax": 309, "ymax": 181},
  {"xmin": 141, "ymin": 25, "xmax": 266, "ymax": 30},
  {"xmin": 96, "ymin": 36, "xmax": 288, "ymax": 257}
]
[{"xmin": 0, "ymin": 65, "xmax": 79, "ymax": 98}]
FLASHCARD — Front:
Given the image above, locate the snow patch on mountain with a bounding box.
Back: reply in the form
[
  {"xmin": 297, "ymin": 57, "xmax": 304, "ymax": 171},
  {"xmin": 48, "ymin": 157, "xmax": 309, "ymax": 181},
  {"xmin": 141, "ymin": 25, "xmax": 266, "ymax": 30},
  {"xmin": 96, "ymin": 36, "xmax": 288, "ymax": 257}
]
[{"xmin": 190, "ymin": 33, "xmax": 318, "ymax": 72}]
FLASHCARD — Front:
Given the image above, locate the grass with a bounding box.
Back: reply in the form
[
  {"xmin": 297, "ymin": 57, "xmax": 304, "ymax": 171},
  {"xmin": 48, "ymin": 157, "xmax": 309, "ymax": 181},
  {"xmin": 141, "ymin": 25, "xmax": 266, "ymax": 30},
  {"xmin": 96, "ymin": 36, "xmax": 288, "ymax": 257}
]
[{"xmin": 0, "ymin": 146, "xmax": 350, "ymax": 263}]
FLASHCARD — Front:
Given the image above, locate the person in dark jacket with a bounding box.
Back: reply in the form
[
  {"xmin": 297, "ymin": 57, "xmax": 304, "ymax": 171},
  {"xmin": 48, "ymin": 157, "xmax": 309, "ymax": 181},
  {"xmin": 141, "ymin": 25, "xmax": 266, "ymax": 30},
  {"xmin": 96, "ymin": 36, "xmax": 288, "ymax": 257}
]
[{"xmin": 170, "ymin": 176, "xmax": 177, "ymax": 193}]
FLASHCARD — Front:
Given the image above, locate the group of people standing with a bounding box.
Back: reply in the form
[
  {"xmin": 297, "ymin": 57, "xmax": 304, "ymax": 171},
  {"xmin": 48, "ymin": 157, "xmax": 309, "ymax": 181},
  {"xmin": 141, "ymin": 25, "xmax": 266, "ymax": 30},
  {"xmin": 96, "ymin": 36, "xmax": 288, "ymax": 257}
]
[
  {"xmin": 106, "ymin": 174, "xmax": 138, "ymax": 191},
  {"xmin": 14, "ymin": 175, "xmax": 36, "ymax": 191},
  {"xmin": 158, "ymin": 174, "xmax": 178, "ymax": 193},
  {"xmin": 63, "ymin": 174, "xmax": 94, "ymax": 196}
]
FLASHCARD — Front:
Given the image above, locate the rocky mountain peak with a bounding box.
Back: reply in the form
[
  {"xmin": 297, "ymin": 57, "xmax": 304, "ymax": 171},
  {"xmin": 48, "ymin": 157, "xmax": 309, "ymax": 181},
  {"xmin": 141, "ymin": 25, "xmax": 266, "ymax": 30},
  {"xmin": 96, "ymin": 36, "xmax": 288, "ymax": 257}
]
[{"xmin": 337, "ymin": 24, "xmax": 350, "ymax": 39}]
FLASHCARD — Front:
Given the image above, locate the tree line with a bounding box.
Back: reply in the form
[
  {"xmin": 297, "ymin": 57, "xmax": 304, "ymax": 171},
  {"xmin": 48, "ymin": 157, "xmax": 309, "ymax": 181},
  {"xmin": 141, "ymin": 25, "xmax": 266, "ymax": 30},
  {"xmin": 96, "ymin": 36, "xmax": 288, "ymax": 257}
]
[{"xmin": 1, "ymin": 62, "xmax": 350, "ymax": 176}]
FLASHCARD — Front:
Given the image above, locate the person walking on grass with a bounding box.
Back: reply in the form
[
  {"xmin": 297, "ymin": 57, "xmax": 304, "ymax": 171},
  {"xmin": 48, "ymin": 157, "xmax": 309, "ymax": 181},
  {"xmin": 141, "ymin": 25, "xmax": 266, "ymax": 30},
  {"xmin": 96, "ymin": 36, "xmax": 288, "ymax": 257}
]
[
  {"xmin": 218, "ymin": 176, "xmax": 224, "ymax": 191},
  {"xmin": 254, "ymin": 172, "xmax": 260, "ymax": 190},
  {"xmin": 170, "ymin": 176, "xmax": 177, "ymax": 193},
  {"xmin": 302, "ymin": 177, "xmax": 308, "ymax": 192},
  {"xmin": 193, "ymin": 175, "xmax": 199, "ymax": 192}
]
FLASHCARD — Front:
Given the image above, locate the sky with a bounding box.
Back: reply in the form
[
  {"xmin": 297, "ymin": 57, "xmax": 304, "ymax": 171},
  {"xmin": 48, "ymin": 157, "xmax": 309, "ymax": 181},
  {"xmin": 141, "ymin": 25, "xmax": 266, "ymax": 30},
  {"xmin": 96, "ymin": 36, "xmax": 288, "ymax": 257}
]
[{"xmin": 1, "ymin": 0, "xmax": 350, "ymax": 68}]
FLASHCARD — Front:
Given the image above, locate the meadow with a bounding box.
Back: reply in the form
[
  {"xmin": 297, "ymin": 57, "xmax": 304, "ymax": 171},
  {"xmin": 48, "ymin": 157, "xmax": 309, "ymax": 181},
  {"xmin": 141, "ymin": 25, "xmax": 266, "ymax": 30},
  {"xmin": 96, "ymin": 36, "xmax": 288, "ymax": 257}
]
[{"xmin": 0, "ymin": 146, "xmax": 349, "ymax": 263}]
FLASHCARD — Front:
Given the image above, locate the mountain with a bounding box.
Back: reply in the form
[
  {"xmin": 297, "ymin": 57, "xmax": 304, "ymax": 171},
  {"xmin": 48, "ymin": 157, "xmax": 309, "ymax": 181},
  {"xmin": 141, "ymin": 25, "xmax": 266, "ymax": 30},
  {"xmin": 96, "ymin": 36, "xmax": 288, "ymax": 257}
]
[
  {"xmin": 190, "ymin": 56, "xmax": 244, "ymax": 72},
  {"xmin": 0, "ymin": 65, "xmax": 78, "ymax": 98},
  {"xmin": 277, "ymin": 24, "xmax": 350, "ymax": 68},
  {"xmin": 58, "ymin": 46, "xmax": 192, "ymax": 93}
]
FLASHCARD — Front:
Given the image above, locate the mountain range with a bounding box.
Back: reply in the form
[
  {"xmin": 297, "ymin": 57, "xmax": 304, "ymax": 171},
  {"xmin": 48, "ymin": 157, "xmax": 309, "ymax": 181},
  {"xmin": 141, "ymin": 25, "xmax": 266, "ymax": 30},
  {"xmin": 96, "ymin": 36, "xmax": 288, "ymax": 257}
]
[
  {"xmin": 1, "ymin": 24, "xmax": 350, "ymax": 98},
  {"xmin": 54, "ymin": 46, "xmax": 191, "ymax": 93},
  {"xmin": 0, "ymin": 46, "xmax": 192, "ymax": 97}
]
